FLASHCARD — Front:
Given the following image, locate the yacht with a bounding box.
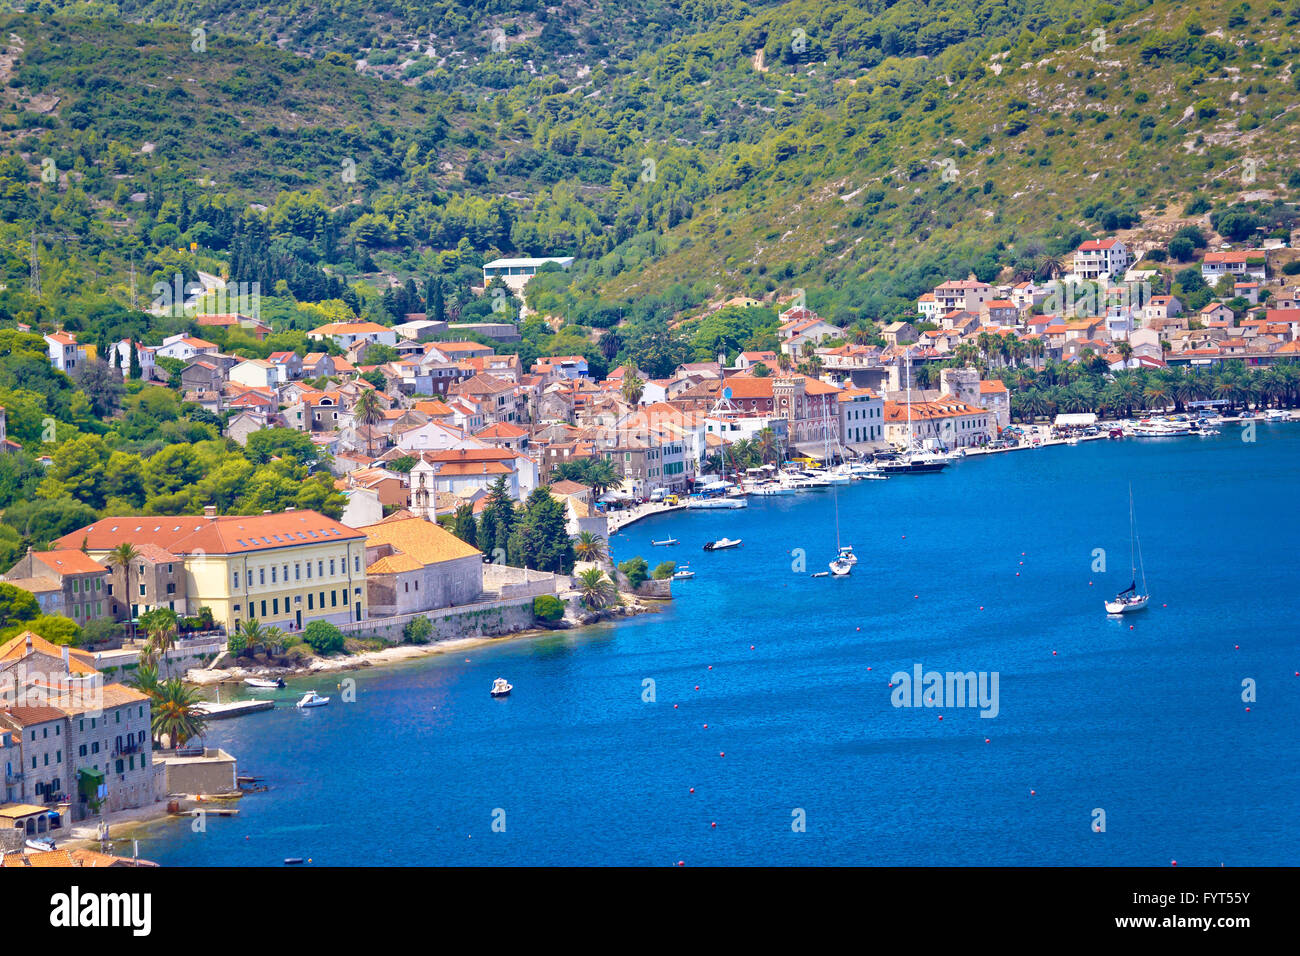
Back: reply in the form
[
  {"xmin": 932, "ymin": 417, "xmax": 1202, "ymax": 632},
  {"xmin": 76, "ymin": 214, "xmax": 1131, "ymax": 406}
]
[
  {"xmin": 703, "ymin": 538, "xmax": 742, "ymax": 551},
  {"xmin": 1105, "ymin": 486, "xmax": 1150, "ymax": 615},
  {"xmin": 651, "ymin": 537, "xmax": 679, "ymax": 546},
  {"xmin": 295, "ymin": 691, "xmax": 329, "ymax": 709},
  {"xmin": 687, "ymin": 496, "xmax": 747, "ymax": 509},
  {"xmin": 490, "ymin": 678, "xmax": 513, "ymax": 698},
  {"xmin": 672, "ymin": 565, "xmax": 695, "ymax": 580}
]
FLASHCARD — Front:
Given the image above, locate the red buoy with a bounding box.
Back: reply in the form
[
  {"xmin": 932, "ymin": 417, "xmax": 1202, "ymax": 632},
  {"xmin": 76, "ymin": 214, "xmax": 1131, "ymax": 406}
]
[
  {"xmin": 689, "ymin": 788, "xmax": 694, "ymax": 793},
  {"xmin": 985, "ymin": 738, "xmax": 990, "ymax": 743},
  {"xmin": 937, "ymin": 715, "xmax": 943, "ymax": 721},
  {"xmin": 708, "ymin": 666, "xmax": 713, "ymax": 670},
  {"xmin": 702, "ymin": 724, "xmax": 708, "ymax": 729},
  {"xmin": 719, "ymin": 752, "xmax": 725, "ymax": 757},
  {"xmin": 710, "ymin": 822, "xmax": 716, "ymax": 828}
]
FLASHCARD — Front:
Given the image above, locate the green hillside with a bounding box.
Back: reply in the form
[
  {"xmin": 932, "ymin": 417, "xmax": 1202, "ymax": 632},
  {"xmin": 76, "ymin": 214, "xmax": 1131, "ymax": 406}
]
[{"xmin": 0, "ymin": 0, "xmax": 1297, "ymax": 334}]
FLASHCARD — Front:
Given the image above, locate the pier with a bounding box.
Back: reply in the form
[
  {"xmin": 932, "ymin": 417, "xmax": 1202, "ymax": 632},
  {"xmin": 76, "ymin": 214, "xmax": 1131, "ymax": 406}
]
[{"xmin": 194, "ymin": 700, "xmax": 275, "ymax": 720}]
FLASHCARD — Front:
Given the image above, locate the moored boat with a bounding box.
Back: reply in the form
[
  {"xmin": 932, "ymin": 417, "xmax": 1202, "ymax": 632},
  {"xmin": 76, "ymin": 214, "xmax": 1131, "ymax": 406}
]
[
  {"xmin": 295, "ymin": 691, "xmax": 329, "ymax": 709},
  {"xmin": 1106, "ymin": 486, "xmax": 1150, "ymax": 615},
  {"xmin": 244, "ymin": 677, "xmax": 285, "ymax": 689},
  {"xmin": 652, "ymin": 537, "xmax": 679, "ymax": 546},
  {"xmin": 490, "ymin": 678, "xmax": 513, "ymax": 697},
  {"xmin": 703, "ymin": 537, "xmax": 742, "ymax": 551}
]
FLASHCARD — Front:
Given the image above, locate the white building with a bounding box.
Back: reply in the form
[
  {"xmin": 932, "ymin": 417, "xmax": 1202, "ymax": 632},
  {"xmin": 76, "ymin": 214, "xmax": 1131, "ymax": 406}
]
[
  {"xmin": 229, "ymin": 359, "xmax": 287, "ymax": 389},
  {"xmin": 481, "ymin": 256, "xmax": 575, "ymax": 294},
  {"xmin": 838, "ymin": 387, "xmax": 884, "ymax": 449}
]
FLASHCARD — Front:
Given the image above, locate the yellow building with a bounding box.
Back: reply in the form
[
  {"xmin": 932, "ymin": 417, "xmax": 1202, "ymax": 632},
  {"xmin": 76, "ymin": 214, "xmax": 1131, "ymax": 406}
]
[{"xmin": 53, "ymin": 507, "xmax": 368, "ymax": 634}]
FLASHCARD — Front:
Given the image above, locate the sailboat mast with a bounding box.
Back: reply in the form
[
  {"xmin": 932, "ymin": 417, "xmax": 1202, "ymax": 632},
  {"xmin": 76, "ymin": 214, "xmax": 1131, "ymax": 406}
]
[{"xmin": 1128, "ymin": 484, "xmax": 1137, "ymax": 582}]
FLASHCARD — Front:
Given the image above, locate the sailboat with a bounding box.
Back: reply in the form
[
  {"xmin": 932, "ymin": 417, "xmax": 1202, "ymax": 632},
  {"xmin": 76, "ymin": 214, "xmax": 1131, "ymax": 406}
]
[
  {"xmin": 825, "ymin": 414, "xmax": 853, "ymax": 576},
  {"xmin": 1105, "ymin": 485, "xmax": 1149, "ymax": 614},
  {"xmin": 874, "ymin": 351, "xmax": 949, "ymax": 474}
]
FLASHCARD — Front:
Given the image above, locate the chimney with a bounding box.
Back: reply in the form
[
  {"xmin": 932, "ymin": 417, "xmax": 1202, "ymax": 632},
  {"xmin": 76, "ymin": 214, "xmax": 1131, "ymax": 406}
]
[
  {"xmin": 61, "ymin": 646, "xmax": 69, "ymax": 669},
  {"xmin": 203, "ymin": 505, "xmax": 217, "ymax": 518},
  {"xmin": 25, "ymin": 633, "xmax": 33, "ymax": 654}
]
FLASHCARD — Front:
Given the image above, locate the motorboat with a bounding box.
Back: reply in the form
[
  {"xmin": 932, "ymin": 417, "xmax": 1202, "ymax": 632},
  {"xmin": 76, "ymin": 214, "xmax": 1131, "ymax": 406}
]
[
  {"xmin": 490, "ymin": 678, "xmax": 513, "ymax": 698},
  {"xmin": 295, "ymin": 691, "xmax": 329, "ymax": 709},
  {"xmin": 751, "ymin": 482, "xmax": 796, "ymax": 496},
  {"xmin": 244, "ymin": 677, "xmax": 285, "ymax": 689},
  {"xmin": 703, "ymin": 538, "xmax": 742, "ymax": 551},
  {"xmin": 687, "ymin": 496, "xmax": 747, "ymax": 509},
  {"xmin": 804, "ymin": 468, "xmax": 850, "ymax": 485},
  {"xmin": 26, "ymin": 837, "xmax": 56, "ymax": 852},
  {"xmin": 672, "ymin": 566, "xmax": 695, "ymax": 580},
  {"xmin": 1105, "ymin": 486, "xmax": 1150, "ymax": 616},
  {"xmin": 874, "ymin": 451, "xmax": 949, "ymax": 474},
  {"xmin": 652, "ymin": 538, "xmax": 679, "ymax": 546}
]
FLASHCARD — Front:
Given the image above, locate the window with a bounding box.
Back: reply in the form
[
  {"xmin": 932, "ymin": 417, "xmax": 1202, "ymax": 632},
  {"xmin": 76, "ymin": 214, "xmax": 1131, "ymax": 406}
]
[
  {"xmin": 307, "ymin": 594, "xmax": 314, "ymax": 609},
  {"xmin": 331, "ymin": 591, "xmax": 337, "ymax": 608},
  {"xmin": 271, "ymin": 566, "xmax": 277, "ymax": 584},
  {"xmin": 273, "ymin": 598, "xmax": 279, "ymax": 615},
  {"xmin": 354, "ymin": 556, "xmax": 360, "ymax": 573},
  {"xmin": 261, "ymin": 600, "xmax": 267, "ymax": 617},
  {"xmin": 306, "ymin": 562, "xmax": 312, "ymax": 580},
  {"xmin": 295, "ymin": 564, "xmax": 301, "ymax": 581},
  {"xmin": 139, "ymin": 583, "xmax": 146, "ymax": 597},
  {"xmin": 329, "ymin": 559, "xmax": 336, "ymax": 576},
  {"xmin": 259, "ymin": 568, "xmax": 265, "ymax": 586}
]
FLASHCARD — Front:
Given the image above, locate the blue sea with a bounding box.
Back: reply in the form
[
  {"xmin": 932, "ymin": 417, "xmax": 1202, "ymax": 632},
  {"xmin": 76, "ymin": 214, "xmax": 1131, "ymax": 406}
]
[{"xmin": 135, "ymin": 427, "xmax": 1300, "ymax": 866}]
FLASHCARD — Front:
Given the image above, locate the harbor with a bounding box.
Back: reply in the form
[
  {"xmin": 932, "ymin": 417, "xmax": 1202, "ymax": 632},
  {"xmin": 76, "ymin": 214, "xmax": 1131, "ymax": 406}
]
[{"xmin": 126, "ymin": 428, "xmax": 1300, "ymax": 867}]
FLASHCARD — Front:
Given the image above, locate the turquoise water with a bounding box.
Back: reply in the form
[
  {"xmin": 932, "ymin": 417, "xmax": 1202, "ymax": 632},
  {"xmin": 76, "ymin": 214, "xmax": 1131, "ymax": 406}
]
[{"xmin": 137, "ymin": 427, "xmax": 1300, "ymax": 865}]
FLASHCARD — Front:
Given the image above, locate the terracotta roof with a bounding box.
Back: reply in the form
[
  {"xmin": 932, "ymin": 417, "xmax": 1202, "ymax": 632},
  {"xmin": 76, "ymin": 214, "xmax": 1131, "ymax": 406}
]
[
  {"xmin": 28, "ymin": 550, "xmax": 107, "ymax": 576},
  {"xmin": 53, "ymin": 511, "xmax": 363, "ymax": 556},
  {"xmin": 360, "ymin": 516, "xmax": 481, "ymax": 571},
  {"xmin": 0, "ymin": 632, "xmax": 98, "ymax": 675}
]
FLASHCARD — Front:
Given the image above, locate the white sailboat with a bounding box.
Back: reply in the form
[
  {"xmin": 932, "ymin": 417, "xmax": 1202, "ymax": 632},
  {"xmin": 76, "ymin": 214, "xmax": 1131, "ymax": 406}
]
[
  {"xmin": 826, "ymin": 415, "xmax": 852, "ymax": 576},
  {"xmin": 1105, "ymin": 486, "xmax": 1149, "ymax": 614}
]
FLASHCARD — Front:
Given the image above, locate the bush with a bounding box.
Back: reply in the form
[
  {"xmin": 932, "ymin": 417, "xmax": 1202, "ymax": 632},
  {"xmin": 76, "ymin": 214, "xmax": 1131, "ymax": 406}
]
[
  {"xmin": 404, "ymin": 616, "xmax": 433, "ymax": 644},
  {"xmin": 533, "ymin": 594, "xmax": 564, "ymax": 621},
  {"xmin": 285, "ymin": 644, "xmax": 313, "ymax": 664},
  {"xmin": 618, "ymin": 556, "xmax": 649, "ymax": 590},
  {"xmin": 303, "ymin": 620, "xmax": 345, "ymax": 655},
  {"xmin": 1282, "ymin": 261, "xmax": 1300, "ymax": 276},
  {"xmin": 651, "ymin": 561, "xmax": 676, "ymax": 580}
]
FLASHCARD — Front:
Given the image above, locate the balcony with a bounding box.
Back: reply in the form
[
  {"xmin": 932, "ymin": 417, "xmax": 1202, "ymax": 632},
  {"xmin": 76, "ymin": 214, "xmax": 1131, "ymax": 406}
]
[
  {"xmin": 4, "ymin": 771, "xmax": 22, "ymax": 785},
  {"xmin": 112, "ymin": 740, "xmax": 143, "ymax": 757}
]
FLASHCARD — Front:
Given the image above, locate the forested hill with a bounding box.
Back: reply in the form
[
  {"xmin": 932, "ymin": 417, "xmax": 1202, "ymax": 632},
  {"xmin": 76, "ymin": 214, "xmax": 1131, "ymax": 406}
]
[{"xmin": 1, "ymin": 0, "xmax": 1298, "ymax": 332}]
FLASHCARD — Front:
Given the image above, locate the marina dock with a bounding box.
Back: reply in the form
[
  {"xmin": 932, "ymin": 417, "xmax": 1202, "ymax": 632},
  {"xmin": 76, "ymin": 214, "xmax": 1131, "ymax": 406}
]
[{"xmin": 194, "ymin": 700, "xmax": 275, "ymax": 720}]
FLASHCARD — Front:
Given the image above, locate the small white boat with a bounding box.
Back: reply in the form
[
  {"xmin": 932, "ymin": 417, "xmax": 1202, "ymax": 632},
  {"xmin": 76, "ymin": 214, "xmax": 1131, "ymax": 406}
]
[
  {"xmin": 26, "ymin": 838, "xmax": 56, "ymax": 852},
  {"xmin": 687, "ymin": 497, "xmax": 747, "ymax": 509},
  {"xmin": 1106, "ymin": 486, "xmax": 1150, "ymax": 616},
  {"xmin": 672, "ymin": 568, "xmax": 695, "ymax": 580},
  {"xmin": 244, "ymin": 677, "xmax": 285, "ymax": 689},
  {"xmin": 491, "ymin": 678, "xmax": 513, "ymax": 697},
  {"xmin": 837, "ymin": 545, "xmax": 858, "ymax": 566},
  {"xmin": 295, "ymin": 692, "xmax": 329, "ymax": 709},
  {"xmin": 703, "ymin": 537, "xmax": 742, "ymax": 551},
  {"xmin": 1065, "ymin": 436, "xmax": 1080, "ymax": 445},
  {"xmin": 828, "ymin": 557, "xmax": 853, "ymax": 576},
  {"xmin": 652, "ymin": 538, "xmax": 679, "ymax": 546}
]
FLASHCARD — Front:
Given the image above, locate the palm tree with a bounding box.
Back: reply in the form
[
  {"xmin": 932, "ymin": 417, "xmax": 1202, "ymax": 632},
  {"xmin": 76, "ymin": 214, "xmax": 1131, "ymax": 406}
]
[
  {"xmin": 573, "ymin": 531, "xmax": 608, "ymax": 564},
  {"xmin": 620, "ymin": 365, "xmax": 645, "ymax": 405},
  {"xmin": 755, "ymin": 427, "xmax": 778, "ymax": 464},
  {"xmin": 106, "ymin": 542, "xmax": 141, "ymax": 638},
  {"xmin": 151, "ymin": 678, "xmax": 208, "ymax": 750},
  {"xmin": 128, "ymin": 661, "xmax": 160, "ymax": 701},
  {"xmin": 354, "ymin": 387, "xmax": 385, "ymax": 458},
  {"xmin": 139, "ymin": 607, "xmax": 179, "ymax": 676},
  {"xmin": 577, "ymin": 567, "xmax": 617, "ymax": 609},
  {"xmin": 1026, "ymin": 336, "xmax": 1046, "ymax": 371},
  {"xmin": 1115, "ymin": 341, "xmax": 1133, "ymax": 368},
  {"xmin": 1036, "ymin": 253, "xmax": 1065, "ymax": 281},
  {"xmin": 583, "ymin": 458, "xmax": 620, "ymax": 498},
  {"xmin": 236, "ymin": 618, "xmax": 264, "ymax": 659},
  {"xmin": 261, "ymin": 625, "xmax": 287, "ymax": 662}
]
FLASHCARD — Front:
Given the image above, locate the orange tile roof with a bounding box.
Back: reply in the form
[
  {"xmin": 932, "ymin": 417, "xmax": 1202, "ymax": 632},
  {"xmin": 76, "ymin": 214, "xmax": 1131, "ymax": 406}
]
[
  {"xmin": 0, "ymin": 632, "xmax": 98, "ymax": 675},
  {"xmin": 52, "ymin": 511, "xmax": 363, "ymax": 556},
  {"xmin": 360, "ymin": 516, "xmax": 481, "ymax": 570},
  {"xmin": 29, "ymin": 550, "xmax": 107, "ymax": 576}
]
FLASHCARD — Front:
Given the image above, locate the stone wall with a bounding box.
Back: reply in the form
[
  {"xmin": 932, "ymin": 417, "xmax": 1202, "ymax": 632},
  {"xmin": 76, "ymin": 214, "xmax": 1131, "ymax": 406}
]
[{"xmin": 338, "ymin": 596, "xmax": 544, "ymax": 645}]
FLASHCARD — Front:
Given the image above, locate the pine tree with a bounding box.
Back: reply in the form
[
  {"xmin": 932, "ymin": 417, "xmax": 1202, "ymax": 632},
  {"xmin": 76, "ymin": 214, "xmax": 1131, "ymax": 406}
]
[{"xmin": 128, "ymin": 341, "xmax": 142, "ymax": 380}]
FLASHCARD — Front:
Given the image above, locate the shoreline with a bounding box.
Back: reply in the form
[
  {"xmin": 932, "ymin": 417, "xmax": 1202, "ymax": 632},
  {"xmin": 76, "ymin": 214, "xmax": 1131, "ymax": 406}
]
[{"xmin": 186, "ymin": 599, "xmax": 664, "ymax": 689}]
